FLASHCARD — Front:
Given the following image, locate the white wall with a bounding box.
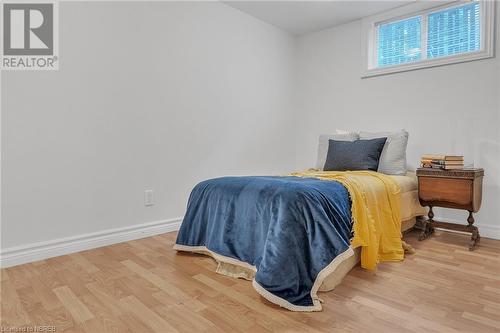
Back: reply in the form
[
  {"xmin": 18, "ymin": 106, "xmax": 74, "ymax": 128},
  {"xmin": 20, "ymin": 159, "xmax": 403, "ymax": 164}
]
[
  {"xmin": 1, "ymin": 2, "xmax": 296, "ymax": 251},
  {"xmin": 295, "ymin": 5, "xmax": 500, "ymax": 238}
]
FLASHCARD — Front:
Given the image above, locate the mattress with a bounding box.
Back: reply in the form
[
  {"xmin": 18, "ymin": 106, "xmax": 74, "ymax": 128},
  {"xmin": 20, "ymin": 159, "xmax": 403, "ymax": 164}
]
[{"xmin": 391, "ymin": 171, "xmax": 427, "ymax": 221}]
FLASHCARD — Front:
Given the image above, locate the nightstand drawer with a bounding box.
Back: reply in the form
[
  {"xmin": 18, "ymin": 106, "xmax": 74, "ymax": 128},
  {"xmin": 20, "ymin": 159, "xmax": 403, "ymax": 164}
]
[{"xmin": 418, "ymin": 177, "xmax": 472, "ymax": 207}]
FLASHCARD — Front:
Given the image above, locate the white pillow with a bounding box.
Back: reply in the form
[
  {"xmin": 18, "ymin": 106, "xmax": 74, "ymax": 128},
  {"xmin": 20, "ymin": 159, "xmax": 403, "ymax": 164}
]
[
  {"xmin": 335, "ymin": 129, "xmax": 353, "ymax": 135},
  {"xmin": 316, "ymin": 132, "xmax": 359, "ymax": 170},
  {"xmin": 359, "ymin": 130, "xmax": 408, "ymax": 175}
]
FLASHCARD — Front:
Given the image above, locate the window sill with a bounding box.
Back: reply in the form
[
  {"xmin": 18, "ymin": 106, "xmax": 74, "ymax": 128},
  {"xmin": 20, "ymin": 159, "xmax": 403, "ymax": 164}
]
[{"xmin": 361, "ymin": 49, "xmax": 495, "ymax": 78}]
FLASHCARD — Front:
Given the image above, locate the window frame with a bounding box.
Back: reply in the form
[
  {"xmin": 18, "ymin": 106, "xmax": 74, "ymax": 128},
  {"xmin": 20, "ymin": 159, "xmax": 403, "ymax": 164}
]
[{"xmin": 361, "ymin": 1, "xmax": 495, "ymax": 78}]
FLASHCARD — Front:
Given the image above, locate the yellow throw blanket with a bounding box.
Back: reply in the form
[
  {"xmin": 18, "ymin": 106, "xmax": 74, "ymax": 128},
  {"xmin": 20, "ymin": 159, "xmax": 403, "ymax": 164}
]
[{"xmin": 290, "ymin": 170, "xmax": 404, "ymax": 270}]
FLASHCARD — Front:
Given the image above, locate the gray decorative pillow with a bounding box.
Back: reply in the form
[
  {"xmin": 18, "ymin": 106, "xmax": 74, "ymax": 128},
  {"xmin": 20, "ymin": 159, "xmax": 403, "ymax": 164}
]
[
  {"xmin": 323, "ymin": 138, "xmax": 387, "ymax": 171},
  {"xmin": 359, "ymin": 130, "xmax": 408, "ymax": 175},
  {"xmin": 316, "ymin": 132, "xmax": 359, "ymax": 170}
]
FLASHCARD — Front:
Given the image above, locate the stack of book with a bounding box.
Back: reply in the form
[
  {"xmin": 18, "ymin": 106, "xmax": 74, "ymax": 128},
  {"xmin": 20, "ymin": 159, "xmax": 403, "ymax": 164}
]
[{"xmin": 421, "ymin": 154, "xmax": 464, "ymax": 170}]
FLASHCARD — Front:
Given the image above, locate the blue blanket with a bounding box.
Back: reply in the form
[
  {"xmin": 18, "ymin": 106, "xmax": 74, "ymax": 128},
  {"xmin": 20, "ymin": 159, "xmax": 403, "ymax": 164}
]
[{"xmin": 175, "ymin": 176, "xmax": 353, "ymax": 311}]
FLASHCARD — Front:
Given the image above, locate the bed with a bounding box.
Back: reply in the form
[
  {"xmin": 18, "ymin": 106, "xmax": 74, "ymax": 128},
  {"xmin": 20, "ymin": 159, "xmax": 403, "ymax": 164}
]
[{"xmin": 174, "ymin": 170, "xmax": 426, "ymax": 311}]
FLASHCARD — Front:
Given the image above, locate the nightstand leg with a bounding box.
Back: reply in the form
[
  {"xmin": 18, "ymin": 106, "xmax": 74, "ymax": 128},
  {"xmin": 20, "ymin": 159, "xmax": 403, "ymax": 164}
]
[
  {"xmin": 419, "ymin": 206, "xmax": 435, "ymax": 241},
  {"xmin": 467, "ymin": 211, "xmax": 480, "ymax": 251}
]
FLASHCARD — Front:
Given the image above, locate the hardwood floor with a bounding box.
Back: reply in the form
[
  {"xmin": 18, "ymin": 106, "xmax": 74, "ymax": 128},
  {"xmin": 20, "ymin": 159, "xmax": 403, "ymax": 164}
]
[{"xmin": 1, "ymin": 230, "xmax": 500, "ymax": 333}]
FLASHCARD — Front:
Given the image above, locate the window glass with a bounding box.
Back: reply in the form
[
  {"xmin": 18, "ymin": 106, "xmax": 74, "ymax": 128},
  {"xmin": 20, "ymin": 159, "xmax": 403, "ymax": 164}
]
[{"xmin": 377, "ymin": 16, "xmax": 422, "ymax": 67}]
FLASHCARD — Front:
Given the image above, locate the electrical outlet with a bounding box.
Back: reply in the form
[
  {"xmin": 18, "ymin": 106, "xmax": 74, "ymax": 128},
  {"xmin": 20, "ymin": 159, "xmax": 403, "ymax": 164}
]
[{"xmin": 144, "ymin": 189, "xmax": 154, "ymax": 206}]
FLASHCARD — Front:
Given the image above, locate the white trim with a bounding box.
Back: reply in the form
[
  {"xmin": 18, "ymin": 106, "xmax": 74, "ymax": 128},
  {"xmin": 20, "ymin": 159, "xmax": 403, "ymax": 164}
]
[
  {"xmin": 174, "ymin": 243, "xmax": 355, "ymax": 312},
  {"xmin": 479, "ymin": 224, "xmax": 500, "ymax": 240},
  {"xmin": 421, "ymin": 12, "xmax": 428, "ymax": 62},
  {"xmin": 0, "ymin": 217, "xmax": 183, "ymax": 268},
  {"xmin": 433, "ymin": 216, "xmax": 500, "ymax": 240},
  {"xmin": 361, "ymin": 0, "xmax": 496, "ymax": 78}
]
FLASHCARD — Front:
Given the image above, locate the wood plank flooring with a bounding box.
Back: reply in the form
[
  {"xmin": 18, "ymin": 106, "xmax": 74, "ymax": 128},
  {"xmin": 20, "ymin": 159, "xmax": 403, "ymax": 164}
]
[{"xmin": 1, "ymin": 230, "xmax": 500, "ymax": 332}]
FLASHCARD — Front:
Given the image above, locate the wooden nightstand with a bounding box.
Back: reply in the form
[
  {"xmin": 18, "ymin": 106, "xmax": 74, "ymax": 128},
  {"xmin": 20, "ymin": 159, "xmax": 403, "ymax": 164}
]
[{"xmin": 416, "ymin": 168, "xmax": 484, "ymax": 250}]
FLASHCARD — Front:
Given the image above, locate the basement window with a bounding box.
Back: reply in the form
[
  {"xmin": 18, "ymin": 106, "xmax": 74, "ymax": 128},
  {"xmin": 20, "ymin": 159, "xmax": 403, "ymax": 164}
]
[{"xmin": 362, "ymin": 1, "xmax": 495, "ymax": 77}]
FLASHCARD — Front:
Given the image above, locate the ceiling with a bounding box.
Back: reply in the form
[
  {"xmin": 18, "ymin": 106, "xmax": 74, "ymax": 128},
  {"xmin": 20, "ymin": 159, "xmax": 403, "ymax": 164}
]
[{"xmin": 223, "ymin": 1, "xmax": 413, "ymax": 35}]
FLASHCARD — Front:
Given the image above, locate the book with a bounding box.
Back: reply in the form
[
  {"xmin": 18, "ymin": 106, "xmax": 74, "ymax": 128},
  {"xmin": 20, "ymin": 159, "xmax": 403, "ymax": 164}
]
[
  {"xmin": 421, "ymin": 163, "xmax": 445, "ymax": 169},
  {"xmin": 421, "ymin": 154, "xmax": 464, "ymax": 161},
  {"xmin": 443, "ymin": 165, "xmax": 464, "ymax": 170},
  {"xmin": 431, "ymin": 165, "xmax": 445, "ymax": 170},
  {"xmin": 421, "ymin": 159, "xmax": 464, "ymax": 165},
  {"xmin": 420, "ymin": 163, "xmax": 464, "ymax": 170}
]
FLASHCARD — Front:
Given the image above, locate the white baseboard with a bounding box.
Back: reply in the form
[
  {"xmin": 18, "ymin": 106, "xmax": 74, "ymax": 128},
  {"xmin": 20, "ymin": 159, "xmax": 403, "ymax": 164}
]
[
  {"xmin": 0, "ymin": 217, "xmax": 183, "ymax": 268},
  {"xmin": 433, "ymin": 216, "xmax": 500, "ymax": 240},
  {"xmin": 479, "ymin": 224, "xmax": 500, "ymax": 240},
  {"xmin": 2, "ymin": 215, "xmax": 497, "ymax": 269}
]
